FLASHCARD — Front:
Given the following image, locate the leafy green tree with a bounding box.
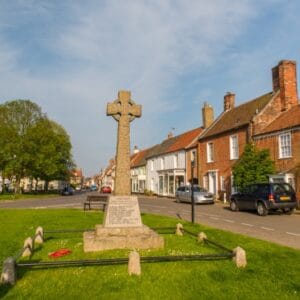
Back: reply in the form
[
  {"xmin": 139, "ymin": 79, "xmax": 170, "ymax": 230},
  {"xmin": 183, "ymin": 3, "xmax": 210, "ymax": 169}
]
[
  {"xmin": 26, "ymin": 118, "xmax": 74, "ymax": 190},
  {"xmin": 0, "ymin": 100, "xmax": 44, "ymax": 192},
  {"xmin": 232, "ymin": 143, "xmax": 275, "ymax": 190},
  {"xmin": 0, "ymin": 99, "xmax": 74, "ymax": 193}
]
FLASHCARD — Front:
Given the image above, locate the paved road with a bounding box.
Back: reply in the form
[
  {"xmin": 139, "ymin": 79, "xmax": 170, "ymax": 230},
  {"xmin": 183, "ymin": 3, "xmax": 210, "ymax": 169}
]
[
  {"xmin": 138, "ymin": 196, "xmax": 300, "ymax": 250},
  {"xmin": 0, "ymin": 193, "xmax": 299, "ymax": 250}
]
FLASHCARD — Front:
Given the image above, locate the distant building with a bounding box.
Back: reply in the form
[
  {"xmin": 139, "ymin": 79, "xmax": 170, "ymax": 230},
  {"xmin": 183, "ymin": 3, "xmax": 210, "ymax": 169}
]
[
  {"xmin": 70, "ymin": 169, "xmax": 84, "ymax": 188},
  {"xmin": 130, "ymin": 148, "xmax": 148, "ymax": 193}
]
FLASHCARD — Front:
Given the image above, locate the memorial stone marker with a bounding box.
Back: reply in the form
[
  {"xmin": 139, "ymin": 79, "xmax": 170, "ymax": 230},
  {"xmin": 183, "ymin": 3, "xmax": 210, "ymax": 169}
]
[
  {"xmin": 83, "ymin": 91, "xmax": 164, "ymax": 252},
  {"xmin": 106, "ymin": 91, "xmax": 141, "ymax": 196}
]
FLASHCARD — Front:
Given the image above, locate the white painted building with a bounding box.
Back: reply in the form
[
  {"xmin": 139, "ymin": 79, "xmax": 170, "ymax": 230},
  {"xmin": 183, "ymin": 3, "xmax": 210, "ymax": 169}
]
[
  {"xmin": 146, "ymin": 151, "xmax": 186, "ymax": 196},
  {"xmin": 146, "ymin": 128, "xmax": 203, "ymax": 197},
  {"xmin": 130, "ymin": 148, "xmax": 148, "ymax": 193}
]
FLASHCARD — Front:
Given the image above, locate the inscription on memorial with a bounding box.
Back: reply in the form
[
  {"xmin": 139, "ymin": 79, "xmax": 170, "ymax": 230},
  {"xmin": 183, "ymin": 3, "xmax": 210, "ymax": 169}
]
[{"xmin": 104, "ymin": 196, "xmax": 142, "ymax": 228}]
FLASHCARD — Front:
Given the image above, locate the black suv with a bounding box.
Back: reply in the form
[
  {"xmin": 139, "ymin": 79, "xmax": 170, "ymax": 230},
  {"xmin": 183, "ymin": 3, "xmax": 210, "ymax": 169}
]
[{"xmin": 230, "ymin": 183, "xmax": 297, "ymax": 216}]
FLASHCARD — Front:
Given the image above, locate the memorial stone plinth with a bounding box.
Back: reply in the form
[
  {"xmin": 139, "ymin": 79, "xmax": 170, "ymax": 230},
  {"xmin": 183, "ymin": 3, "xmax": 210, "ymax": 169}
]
[
  {"xmin": 83, "ymin": 196, "xmax": 164, "ymax": 251},
  {"xmin": 83, "ymin": 91, "xmax": 164, "ymax": 252}
]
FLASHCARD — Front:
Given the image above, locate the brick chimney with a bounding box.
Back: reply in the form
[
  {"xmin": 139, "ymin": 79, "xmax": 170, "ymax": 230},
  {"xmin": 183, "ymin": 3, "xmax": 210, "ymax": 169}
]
[
  {"xmin": 133, "ymin": 145, "xmax": 139, "ymax": 154},
  {"xmin": 224, "ymin": 92, "xmax": 235, "ymax": 111},
  {"xmin": 202, "ymin": 102, "xmax": 214, "ymax": 128},
  {"xmin": 167, "ymin": 132, "xmax": 173, "ymax": 139},
  {"xmin": 272, "ymin": 60, "xmax": 298, "ymax": 111}
]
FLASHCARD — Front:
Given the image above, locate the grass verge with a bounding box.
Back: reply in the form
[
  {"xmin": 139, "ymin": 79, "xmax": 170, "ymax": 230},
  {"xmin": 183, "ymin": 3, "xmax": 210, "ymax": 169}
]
[
  {"xmin": 0, "ymin": 209, "xmax": 299, "ymax": 299},
  {"xmin": 0, "ymin": 193, "xmax": 59, "ymax": 201}
]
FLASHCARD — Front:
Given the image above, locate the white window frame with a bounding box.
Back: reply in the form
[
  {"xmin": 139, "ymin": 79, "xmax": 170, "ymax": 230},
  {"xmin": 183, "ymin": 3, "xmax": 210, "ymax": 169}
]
[
  {"xmin": 161, "ymin": 157, "xmax": 165, "ymax": 170},
  {"xmin": 230, "ymin": 135, "xmax": 239, "ymax": 160},
  {"xmin": 207, "ymin": 142, "xmax": 214, "ymax": 163},
  {"xmin": 150, "ymin": 160, "xmax": 154, "ymax": 171},
  {"xmin": 174, "ymin": 154, "xmax": 178, "ymax": 168},
  {"xmin": 279, "ymin": 132, "xmax": 292, "ymax": 158}
]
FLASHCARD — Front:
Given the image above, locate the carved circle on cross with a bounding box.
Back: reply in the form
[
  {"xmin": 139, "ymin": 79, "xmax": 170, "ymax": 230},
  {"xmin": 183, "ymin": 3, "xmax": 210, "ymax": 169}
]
[{"xmin": 111, "ymin": 98, "xmax": 137, "ymax": 122}]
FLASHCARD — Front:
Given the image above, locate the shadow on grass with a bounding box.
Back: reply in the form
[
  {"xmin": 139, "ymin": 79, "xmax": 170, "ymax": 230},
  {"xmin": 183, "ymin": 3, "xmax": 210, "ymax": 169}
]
[{"xmin": 0, "ymin": 282, "xmax": 12, "ymax": 298}]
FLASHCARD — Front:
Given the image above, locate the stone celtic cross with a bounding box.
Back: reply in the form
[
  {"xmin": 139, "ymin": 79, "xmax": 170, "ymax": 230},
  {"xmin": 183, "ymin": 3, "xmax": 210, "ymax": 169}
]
[{"xmin": 107, "ymin": 91, "xmax": 142, "ymax": 195}]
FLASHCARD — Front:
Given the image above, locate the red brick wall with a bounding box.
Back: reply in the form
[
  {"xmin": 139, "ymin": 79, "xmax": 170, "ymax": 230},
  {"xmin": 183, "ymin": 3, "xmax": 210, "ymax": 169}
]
[
  {"xmin": 198, "ymin": 128, "xmax": 248, "ymax": 198},
  {"xmin": 253, "ymin": 93, "xmax": 282, "ymax": 134}
]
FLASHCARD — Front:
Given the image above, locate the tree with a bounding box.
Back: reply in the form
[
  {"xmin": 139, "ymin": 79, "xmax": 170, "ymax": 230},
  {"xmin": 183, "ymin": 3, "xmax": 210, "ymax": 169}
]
[
  {"xmin": 0, "ymin": 100, "xmax": 44, "ymax": 192},
  {"xmin": 26, "ymin": 118, "xmax": 74, "ymax": 190},
  {"xmin": 0, "ymin": 99, "xmax": 74, "ymax": 193},
  {"xmin": 232, "ymin": 143, "xmax": 275, "ymax": 190}
]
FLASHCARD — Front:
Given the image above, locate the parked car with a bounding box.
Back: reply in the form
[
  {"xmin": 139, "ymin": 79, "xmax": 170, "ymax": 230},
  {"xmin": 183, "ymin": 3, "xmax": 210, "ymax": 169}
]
[
  {"xmin": 230, "ymin": 183, "xmax": 297, "ymax": 216},
  {"xmin": 100, "ymin": 186, "xmax": 112, "ymax": 193},
  {"xmin": 175, "ymin": 185, "xmax": 214, "ymax": 204},
  {"xmin": 61, "ymin": 186, "xmax": 74, "ymax": 196},
  {"xmin": 90, "ymin": 185, "xmax": 97, "ymax": 191}
]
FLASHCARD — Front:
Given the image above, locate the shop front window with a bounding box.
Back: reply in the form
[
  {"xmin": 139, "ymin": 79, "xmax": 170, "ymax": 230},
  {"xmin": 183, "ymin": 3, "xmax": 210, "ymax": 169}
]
[
  {"xmin": 159, "ymin": 176, "xmax": 163, "ymax": 194},
  {"xmin": 169, "ymin": 175, "xmax": 174, "ymax": 194}
]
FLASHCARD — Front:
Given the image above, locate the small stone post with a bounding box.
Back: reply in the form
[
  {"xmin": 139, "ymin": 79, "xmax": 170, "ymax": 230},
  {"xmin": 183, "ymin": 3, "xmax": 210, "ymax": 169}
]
[
  {"xmin": 197, "ymin": 232, "xmax": 207, "ymax": 242},
  {"xmin": 176, "ymin": 223, "xmax": 183, "ymax": 236},
  {"xmin": 22, "ymin": 237, "xmax": 33, "ymax": 257},
  {"xmin": 34, "ymin": 226, "xmax": 44, "ymax": 244},
  {"xmin": 128, "ymin": 251, "xmax": 141, "ymax": 276},
  {"xmin": 0, "ymin": 257, "xmax": 16, "ymax": 285},
  {"xmin": 233, "ymin": 246, "xmax": 247, "ymax": 268}
]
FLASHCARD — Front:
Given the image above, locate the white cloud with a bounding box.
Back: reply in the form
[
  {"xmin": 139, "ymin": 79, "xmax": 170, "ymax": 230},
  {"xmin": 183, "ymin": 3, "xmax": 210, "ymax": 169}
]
[{"xmin": 0, "ymin": 1, "xmax": 281, "ymax": 175}]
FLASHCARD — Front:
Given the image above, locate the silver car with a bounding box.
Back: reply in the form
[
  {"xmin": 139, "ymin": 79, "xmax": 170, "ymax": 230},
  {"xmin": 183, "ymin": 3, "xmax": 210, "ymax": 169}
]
[{"xmin": 175, "ymin": 185, "xmax": 214, "ymax": 204}]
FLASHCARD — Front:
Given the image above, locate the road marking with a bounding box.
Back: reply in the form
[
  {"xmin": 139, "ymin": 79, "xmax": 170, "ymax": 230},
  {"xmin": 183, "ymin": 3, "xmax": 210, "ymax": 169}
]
[
  {"xmin": 241, "ymin": 223, "xmax": 254, "ymax": 227},
  {"xmin": 261, "ymin": 227, "xmax": 274, "ymax": 231},
  {"xmin": 224, "ymin": 219, "xmax": 235, "ymax": 223},
  {"xmin": 201, "ymin": 213, "xmax": 220, "ymax": 217},
  {"xmin": 141, "ymin": 204, "xmax": 167, "ymax": 209},
  {"xmin": 286, "ymin": 232, "xmax": 300, "ymax": 237}
]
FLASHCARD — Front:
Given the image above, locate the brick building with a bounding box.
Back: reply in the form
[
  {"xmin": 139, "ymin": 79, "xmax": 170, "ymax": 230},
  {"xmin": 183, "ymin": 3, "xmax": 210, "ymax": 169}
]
[
  {"xmin": 254, "ymin": 104, "xmax": 300, "ymax": 200},
  {"xmin": 198, "ymin": 60, "xmax": 299, "ymax": 200}
]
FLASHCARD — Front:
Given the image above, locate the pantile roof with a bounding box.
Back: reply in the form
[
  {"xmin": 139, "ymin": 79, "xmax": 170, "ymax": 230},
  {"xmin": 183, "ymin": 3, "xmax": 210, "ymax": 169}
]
[
  {"xmin": 200, "ymin": 92, "xmax": 274, "ymax": 139},
  {"xmin": 167, "ymin": 127, "xmax": 202, "ymax": 152},
  {"xmin": 130, "ymin": 148, "xmax": 149, "ymax": 168},
  {"xmin": 146, "ymin": 127, "xmax": 202, "ymax": 159},
  {"xmin": 255, "ymin": 104, "xmax": 300, "ymax": 135}
]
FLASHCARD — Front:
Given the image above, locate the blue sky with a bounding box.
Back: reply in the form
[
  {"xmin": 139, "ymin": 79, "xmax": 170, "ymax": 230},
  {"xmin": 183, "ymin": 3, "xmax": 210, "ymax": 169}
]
[{"xmin": 1, "ymin": 0, "xmax": 300, "ymax": 176}]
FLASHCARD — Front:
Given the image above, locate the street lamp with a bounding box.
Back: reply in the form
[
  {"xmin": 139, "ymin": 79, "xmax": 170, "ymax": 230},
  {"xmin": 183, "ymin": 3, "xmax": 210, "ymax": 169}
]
[{"xmin": 191, "ymin": 158, "xmax": 195, "ymax": 224}]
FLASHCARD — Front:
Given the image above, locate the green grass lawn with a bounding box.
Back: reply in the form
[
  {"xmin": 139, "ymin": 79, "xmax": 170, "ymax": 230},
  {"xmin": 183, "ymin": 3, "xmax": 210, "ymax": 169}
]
[{"xmin": 0, "ymin": 209, "xmax": 299, "ymax": 299}]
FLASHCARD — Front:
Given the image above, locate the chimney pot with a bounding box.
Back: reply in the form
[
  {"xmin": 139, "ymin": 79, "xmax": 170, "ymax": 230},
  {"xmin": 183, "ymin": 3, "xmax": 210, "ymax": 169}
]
[
  {"xmin": 167, "ymin": 132, "xmax": 173, "ymax": 139},
  {"xmin": 224, "ymin": 92, "xmax": 235, "ymax": 111},
  {"xmin": 133, "ymin": 145, "xmax": 139, "ymax": 154}
]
